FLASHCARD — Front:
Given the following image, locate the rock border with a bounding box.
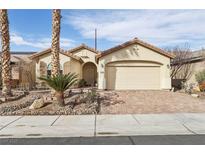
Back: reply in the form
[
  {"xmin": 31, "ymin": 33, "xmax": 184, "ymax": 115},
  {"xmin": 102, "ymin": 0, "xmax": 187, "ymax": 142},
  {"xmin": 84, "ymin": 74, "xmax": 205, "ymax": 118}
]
[{"xmin": 0, "ymin": 91, "xmax": 27, "ymax": 103}]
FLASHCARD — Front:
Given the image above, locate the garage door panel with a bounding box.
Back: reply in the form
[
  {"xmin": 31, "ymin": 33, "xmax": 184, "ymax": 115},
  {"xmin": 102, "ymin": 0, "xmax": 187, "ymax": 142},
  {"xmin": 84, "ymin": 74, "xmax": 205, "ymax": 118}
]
[{"xmin": 106, "ymin": 66, "xmax": 160, "ymax": 90}]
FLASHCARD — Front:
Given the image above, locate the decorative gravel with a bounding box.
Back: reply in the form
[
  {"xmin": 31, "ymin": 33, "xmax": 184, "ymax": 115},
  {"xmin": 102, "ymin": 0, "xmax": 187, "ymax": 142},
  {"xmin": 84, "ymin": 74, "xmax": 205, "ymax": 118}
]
[{"xmin": 0, "ymin": 90, "xmax": 99, "ymax": 115}]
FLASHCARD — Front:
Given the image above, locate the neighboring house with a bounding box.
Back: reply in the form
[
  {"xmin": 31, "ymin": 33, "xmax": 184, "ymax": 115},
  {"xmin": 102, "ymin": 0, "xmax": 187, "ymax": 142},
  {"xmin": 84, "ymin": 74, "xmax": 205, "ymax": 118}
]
[
  {"xmin": 0, "ymin": 52, "xmax": 36, "ymax": 88},
  {"xmin": 187, "ymin": 50, "xmax": 205, "ymax": 84},
  {"xmin": 29, "ymin": 38, "xmax": 174, "ymax": 90},
  {"xmin": 177, "ymin": 50, "xmax": 205, "ymax": 84}
]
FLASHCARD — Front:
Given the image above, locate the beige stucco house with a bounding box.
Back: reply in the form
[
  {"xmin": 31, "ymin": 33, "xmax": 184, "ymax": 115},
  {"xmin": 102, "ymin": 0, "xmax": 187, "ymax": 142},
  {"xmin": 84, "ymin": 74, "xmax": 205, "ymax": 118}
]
[{"xmin": 29, "ymin": 38, "xmax": 174, "ymax": 90}]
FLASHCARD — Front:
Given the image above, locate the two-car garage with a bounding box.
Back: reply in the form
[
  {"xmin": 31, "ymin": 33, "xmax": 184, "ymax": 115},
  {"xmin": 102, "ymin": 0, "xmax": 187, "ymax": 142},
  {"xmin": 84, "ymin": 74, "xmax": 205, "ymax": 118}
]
[
  {"xmin": 106, "ymin": 61, "xmax": 161, "ymax": 90},
  {"xmin": 97, "ymin": 38, "xmax": 174, "ymax": 90}
]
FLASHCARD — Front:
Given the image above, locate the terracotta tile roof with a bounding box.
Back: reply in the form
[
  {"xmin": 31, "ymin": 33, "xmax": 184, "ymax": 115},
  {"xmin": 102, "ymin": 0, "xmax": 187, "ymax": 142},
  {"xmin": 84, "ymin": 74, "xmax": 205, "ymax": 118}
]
[
  {"xmin": 66, "ymin": 44, "xmax": 100, "ymax": 54},
  {"xmin": 96, "ymin": 38, "xmax": 175, "ymax": 59},
  {"xmin": 29, "ymin": 48, "xmax": 83, "ymax": 63}
]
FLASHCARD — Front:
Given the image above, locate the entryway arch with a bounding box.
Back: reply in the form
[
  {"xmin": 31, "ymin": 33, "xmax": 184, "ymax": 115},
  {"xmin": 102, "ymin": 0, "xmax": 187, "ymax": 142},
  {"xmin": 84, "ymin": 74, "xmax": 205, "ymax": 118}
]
[{"xmin": 82, "ymin": 62, "xmax": 97, "ymax": 86}]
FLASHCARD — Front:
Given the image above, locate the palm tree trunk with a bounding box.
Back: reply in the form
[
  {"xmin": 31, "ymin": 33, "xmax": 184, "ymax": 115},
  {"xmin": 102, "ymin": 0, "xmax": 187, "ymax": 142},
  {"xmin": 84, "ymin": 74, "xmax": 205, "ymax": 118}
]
[
  {"xmin": 51, "ymin": 9, "xmax": 61, "ymax": 77},
  {"xmin": 0, "ymin": 9, "xmax": 12, "ymax": 96},
  {"xmin": 55, "ymin": 91, "xmax": 64, "ymax": 106}
]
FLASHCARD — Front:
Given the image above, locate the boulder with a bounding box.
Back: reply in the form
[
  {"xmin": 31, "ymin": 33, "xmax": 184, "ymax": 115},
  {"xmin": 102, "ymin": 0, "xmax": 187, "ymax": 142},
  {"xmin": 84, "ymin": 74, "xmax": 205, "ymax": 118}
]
[
  {"xmin": 43, "ymin": 94, "xmax": 53, "ymax": 101},
  {"xmin": 171, "ymin": 87, "xmax": 175, "ymax": 92},
  {"xmin": 193, "ymin": 86, "xmax": 201, "ymax": 92},
  {"xmin": 191, "ymin": 94, "xmax": 199, "ymax": 98},
  {"xmin": 29, "ymin": 98, "xmax": 45, "ymax": 110},
  {"xmin": 0, "ymin": 97, "xmax": 6, "ymax": 102}
]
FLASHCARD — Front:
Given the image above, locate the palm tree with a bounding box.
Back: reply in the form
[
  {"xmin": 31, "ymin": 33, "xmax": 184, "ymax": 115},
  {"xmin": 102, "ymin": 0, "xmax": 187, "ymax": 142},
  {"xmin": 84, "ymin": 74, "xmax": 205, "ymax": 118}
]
[
  {"xmin": 0, "ymin": 9, "xmax": 12, "ymax": 96},
  {"xmin": 51, "ymin": 9, "xmax": 61, "ymax": 76},
  {"xmin": 39, "ymin": 73, "xmax": 78, "ymax": 106}
]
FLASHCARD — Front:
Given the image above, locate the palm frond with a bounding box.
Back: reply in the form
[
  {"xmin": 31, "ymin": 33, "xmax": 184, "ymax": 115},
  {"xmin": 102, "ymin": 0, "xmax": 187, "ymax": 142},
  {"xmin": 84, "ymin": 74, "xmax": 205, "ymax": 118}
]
[{"xmin": 38, "ymin": 73, "xmax": 78, "ymax": 92}]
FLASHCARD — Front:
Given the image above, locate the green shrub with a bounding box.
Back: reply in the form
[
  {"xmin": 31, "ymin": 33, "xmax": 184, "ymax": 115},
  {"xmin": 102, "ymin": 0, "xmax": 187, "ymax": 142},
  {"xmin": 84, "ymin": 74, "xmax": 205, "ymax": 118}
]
[
  {"xmin": 195, "ymin": 69, "xmax": 205, "ymax": 84},
  {"xmin": 78, "ymin": 79, "xmax": 87, "ymax": 88},
  {"xmin": 86, "ymin": 88, "xmax": 98, "ymax": 103}
]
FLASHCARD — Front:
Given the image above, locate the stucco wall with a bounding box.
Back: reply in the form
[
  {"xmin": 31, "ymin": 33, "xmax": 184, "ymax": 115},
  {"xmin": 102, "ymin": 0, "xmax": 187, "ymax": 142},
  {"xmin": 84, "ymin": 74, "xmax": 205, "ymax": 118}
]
[
  {"xmin": 72, "ymin": 49, "xmax": 98, "ymax": 66},
  {"xmin": 71, "ymin": 48, "xmax": 98, "ymax": 81},
  {"xmin": 187, "ymin": 60, "xmax": 205, "ymax": 84},
  {"xmin": 70, "ymin": 59, "xmax": 82, "ymax": 79},
  {"xmin": 98, "ymin": 44, "xmax": 171, "ymax": 90}
]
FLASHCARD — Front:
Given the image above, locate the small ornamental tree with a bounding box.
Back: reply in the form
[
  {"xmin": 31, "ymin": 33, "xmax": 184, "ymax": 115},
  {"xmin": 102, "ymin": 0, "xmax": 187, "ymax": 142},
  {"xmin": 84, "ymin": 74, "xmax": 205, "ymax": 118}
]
[
  {"xmin": 168, "ymin": 45, "xmax": 194, "ymax": 80},
  {"xmin": 39, "ymin": 73, "xmax": 78, "ymax": 106}
]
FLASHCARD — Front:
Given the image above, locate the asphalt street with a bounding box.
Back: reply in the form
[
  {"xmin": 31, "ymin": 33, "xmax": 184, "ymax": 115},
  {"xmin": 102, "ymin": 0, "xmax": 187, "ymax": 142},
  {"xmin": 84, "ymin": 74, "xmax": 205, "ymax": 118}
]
[{"xmin": 1, "ymin": 135, "xmax": 205, "ymax": 145}]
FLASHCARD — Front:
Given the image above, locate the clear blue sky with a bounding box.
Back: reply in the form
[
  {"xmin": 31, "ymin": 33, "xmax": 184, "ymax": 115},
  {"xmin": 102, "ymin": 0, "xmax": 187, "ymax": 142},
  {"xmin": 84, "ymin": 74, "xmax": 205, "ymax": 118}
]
[{"xmin": 5, "ymin": 9, "xmax": 205, "ymax": 52}]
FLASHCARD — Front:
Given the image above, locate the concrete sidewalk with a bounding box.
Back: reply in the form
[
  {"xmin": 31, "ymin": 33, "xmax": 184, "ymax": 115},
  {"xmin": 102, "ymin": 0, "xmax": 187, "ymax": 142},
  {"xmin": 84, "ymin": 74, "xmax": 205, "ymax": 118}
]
[{"xmin": 1, "ymin": 113, "xmax": 205, "ymax": 138}]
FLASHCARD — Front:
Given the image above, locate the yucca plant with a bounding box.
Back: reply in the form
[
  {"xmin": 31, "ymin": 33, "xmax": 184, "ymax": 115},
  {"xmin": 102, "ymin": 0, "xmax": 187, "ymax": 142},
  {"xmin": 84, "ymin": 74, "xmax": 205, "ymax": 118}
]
[{"xmin": 39, "ymin": 73, "xmax": 78, "ymax": 106}]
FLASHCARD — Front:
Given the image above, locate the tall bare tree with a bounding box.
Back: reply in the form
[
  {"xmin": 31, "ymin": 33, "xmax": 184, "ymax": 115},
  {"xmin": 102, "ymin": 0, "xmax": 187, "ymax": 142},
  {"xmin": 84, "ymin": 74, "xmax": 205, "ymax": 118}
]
[
  {"xmin": 0, "ymin": 9, "xmax": 12, "ymax": 96},
  {"xmin": 51, "ymin": 9, "xmax": 61, "ymax": 77},
  {"xmin": 168, "ymin": 45, "xmax": 194, "ymax": 81}
]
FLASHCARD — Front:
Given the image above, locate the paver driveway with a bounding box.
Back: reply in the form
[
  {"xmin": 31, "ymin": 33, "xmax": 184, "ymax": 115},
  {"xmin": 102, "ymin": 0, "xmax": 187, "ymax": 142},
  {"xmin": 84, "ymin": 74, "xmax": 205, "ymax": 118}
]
[{"xmin": 99, "ymin": 90, "xmax": 205, "ymax": 114}]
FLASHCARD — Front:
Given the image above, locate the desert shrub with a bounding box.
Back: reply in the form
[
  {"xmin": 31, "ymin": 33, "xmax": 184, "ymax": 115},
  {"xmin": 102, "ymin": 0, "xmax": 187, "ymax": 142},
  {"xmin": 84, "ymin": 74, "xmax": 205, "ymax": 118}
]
[
  {"xmin": 86, "ymin": 88, "xmax": 98, "ymax": 103},
  {"xmin": 172, "ymin": 79, "xmax": 186, "ymax": 90},
  {"xmin": 181, "ymin": 81, "xmax": 194, "ymax": 94},
  {"xmin": 195, "ymin": 70, "xmax": 205, "ymax": 84},
  {"xmin": 78, "ymin": 79, "xmax": 87, "ymax": 88}
]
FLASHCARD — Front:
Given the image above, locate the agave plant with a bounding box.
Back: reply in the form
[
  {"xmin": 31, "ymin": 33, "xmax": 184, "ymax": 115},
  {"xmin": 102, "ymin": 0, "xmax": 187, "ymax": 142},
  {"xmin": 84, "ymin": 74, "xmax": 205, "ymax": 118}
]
[{"xmin": 39, "ymin": 73, "xmax": 78, "ymax": 106}]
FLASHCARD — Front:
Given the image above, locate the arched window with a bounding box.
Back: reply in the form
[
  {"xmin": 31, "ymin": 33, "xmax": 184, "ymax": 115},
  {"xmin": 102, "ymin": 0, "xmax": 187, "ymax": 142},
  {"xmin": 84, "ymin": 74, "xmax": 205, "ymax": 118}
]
[{"xmin": 47, "ymin": 63, "xmax": 63, "ymax": 77}]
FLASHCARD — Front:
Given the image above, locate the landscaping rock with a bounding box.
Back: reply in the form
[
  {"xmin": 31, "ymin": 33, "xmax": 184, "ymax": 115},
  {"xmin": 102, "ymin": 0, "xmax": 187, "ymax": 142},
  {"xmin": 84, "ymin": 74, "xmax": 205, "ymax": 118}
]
[
  {"xmin": 0, "ymin": 97, "xmax": 6, "ymax": 102},
  {"xmin": 0, "ymin": 88, "xmax": 100, "ymax": 115},
  {"xmin": 29, "ymin": 98, "xmax": 45, "ymax": 110},
  {"xmin": 43, "ymin": 94, "xmax": 53, "ymax": 102},
  {"xmin": 31, "ymin": 95, "xmax": 41, "ymax": 100},
  {"xmin": 193, "ymin": 85, "xmax": 201, "ymax": 92},
  {"xmin": 0, "ymin": 99, "xmax": 34, "ymax": 115},
  {"xmin": 66, "ymin": 94, "xmax": 85, "ymax": 104},
  {"xmin": 73, "ymin": 101, "xmax": 99, "ymax": 115},
  {"xmin": 191, "ymin": 94, "xmax": 199, "ymax": 98},
  {"xmin": 171, "ymin": 87, "xmax": 175, "ymax": 92}
]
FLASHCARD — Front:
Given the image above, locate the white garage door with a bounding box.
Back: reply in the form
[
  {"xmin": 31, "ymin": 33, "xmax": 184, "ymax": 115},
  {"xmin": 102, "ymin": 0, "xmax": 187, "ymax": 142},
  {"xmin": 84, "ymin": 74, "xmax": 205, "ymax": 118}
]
[{"xmin": 106, "ymin": 66, "xmax": 160, "ymax": 90}]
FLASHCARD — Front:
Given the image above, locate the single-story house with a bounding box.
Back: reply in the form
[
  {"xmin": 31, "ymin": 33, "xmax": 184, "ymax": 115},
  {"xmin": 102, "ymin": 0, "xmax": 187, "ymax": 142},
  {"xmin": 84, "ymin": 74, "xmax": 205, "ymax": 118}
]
[
  {"xmin": 29, "ymin": 38, "xmax": 174, "ymax": 90},
  {"xmin": 171, "ymin": 50, "xmax": 205, "ymax": 85},
  {"xmin": 186, "ymin": 50, "xmax": 205, "ymax": 84}
]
